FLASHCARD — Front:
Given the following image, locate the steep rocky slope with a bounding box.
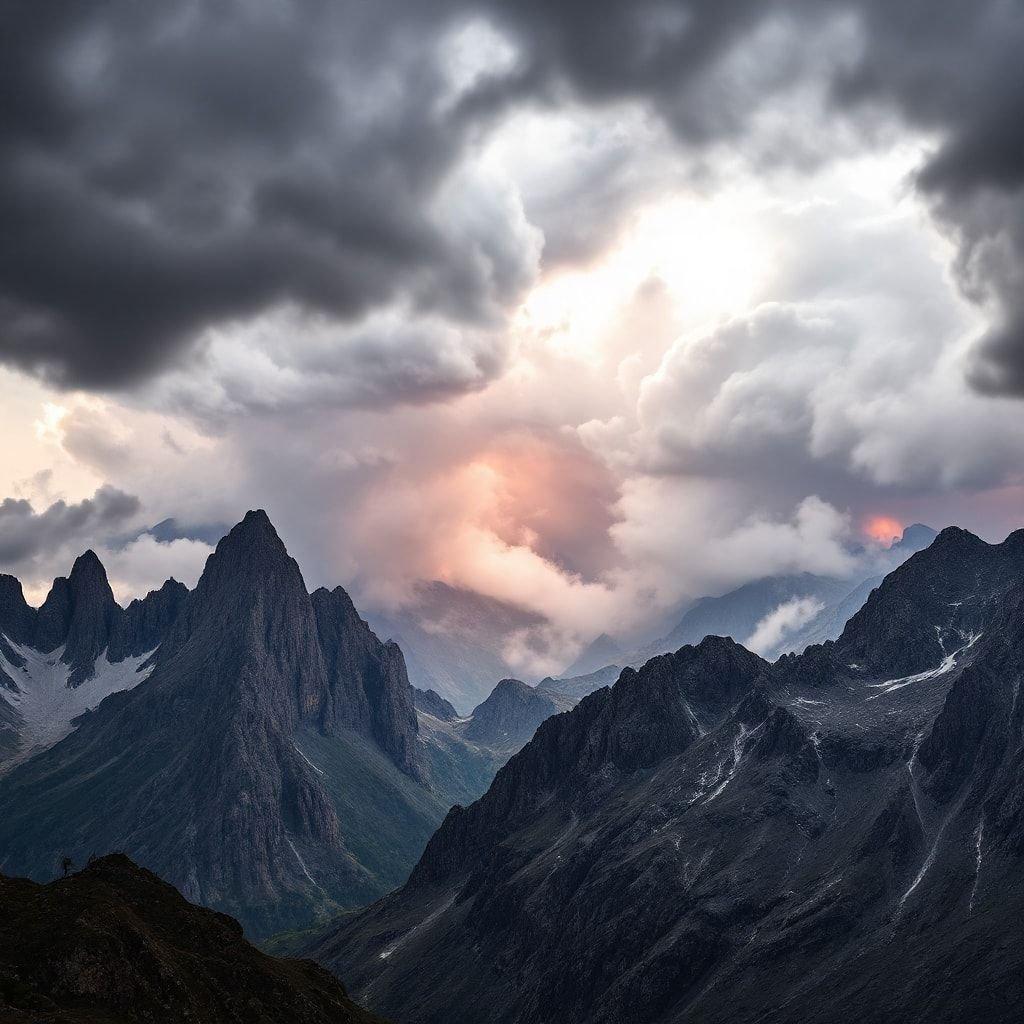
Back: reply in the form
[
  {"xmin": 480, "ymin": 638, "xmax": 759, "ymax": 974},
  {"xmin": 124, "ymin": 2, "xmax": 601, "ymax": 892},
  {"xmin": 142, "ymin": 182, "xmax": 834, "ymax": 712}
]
[
  {"xmin": 315, "ymin": 527, "xmax": 1024, "ymax": 1024},
  {"xmin": 0, "ymin": 854, "xmax": 382, "ymax": 1024}
]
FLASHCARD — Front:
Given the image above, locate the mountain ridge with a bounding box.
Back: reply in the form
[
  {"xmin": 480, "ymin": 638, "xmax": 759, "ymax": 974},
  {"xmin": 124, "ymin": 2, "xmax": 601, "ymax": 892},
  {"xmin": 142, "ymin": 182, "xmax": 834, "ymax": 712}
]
[{"xmin": 313, "ymin": 524, "xmax": 1024, "ymax": 1024}]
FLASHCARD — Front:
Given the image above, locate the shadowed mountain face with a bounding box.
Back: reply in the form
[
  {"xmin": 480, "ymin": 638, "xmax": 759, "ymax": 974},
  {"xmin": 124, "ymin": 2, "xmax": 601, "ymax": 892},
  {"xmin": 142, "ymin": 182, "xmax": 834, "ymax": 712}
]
[
  {"xmin": 315, "ymin": 527, "xmax": 1024, "ymax": 1024},
  {"xmin": 562, "ymin": 633, "xmax": 624, "ymax": 677},
  {"xmin": 0, "ymin": 854, "xmax": 381, "ymax": 1024},
  {"xmin": 412, "ymin": 687, "xmax": 459, "ymax": 722},
  {"xmin": 0, "ymin": 511, "xmax": 496, "ymax": 938}
]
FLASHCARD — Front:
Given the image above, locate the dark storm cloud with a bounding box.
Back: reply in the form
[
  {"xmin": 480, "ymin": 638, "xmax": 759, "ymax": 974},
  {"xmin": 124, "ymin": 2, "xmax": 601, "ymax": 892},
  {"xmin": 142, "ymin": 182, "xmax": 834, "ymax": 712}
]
[
  {"xmin": 825, "ymin": 0, "xmax": 1024, "ymax": 396},
  {"xmin": 0, "ymin": 0, "xmax": 529, "ymax": 390},
  {"xmin": 0, "ymin": 485, "xmax": 140, "ymax": 569},
  {"xmin": 2, "ymin": 0, "xmax": 1024, "ymax": 396}
]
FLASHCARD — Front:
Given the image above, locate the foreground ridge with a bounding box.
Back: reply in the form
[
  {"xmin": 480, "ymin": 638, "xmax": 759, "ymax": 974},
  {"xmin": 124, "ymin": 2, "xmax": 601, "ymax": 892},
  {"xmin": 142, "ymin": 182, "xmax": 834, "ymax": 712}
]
[{"xmin": 0, "ymin": 853, "xmax": 383, "ymax": 1024}]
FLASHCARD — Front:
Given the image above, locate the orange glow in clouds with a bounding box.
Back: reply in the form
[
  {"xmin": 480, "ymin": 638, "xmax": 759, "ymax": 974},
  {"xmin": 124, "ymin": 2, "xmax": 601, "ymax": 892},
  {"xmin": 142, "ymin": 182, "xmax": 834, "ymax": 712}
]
[{"xmin": 864, "ymin": 516, "xmax": 903, "ymax": 546}]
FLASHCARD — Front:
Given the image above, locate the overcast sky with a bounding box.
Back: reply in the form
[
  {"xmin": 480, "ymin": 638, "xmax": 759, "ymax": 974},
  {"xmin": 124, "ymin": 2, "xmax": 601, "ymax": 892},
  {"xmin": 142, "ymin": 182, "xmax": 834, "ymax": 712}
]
[{"xmin": 2, "ymin": 0, "xmax": 1024, "ymax": 671}]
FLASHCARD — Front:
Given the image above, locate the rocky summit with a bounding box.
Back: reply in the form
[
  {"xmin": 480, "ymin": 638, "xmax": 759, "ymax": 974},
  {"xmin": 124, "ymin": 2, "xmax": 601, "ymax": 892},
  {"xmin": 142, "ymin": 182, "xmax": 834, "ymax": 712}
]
[{"xmin": 314, "ymin": 527, "xmax": 1024, "ymax": 1024}]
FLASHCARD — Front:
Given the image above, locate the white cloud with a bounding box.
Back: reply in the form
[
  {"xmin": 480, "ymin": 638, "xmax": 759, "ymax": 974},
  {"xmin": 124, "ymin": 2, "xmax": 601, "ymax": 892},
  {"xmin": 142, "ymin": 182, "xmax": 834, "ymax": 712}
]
[
  {"xmin": 745, "ymin": 597, "xmax": 825, "ymax": 658},
  {"xmin": 100, "ymin": 536, "xmax": 213, "ymax": 605}
]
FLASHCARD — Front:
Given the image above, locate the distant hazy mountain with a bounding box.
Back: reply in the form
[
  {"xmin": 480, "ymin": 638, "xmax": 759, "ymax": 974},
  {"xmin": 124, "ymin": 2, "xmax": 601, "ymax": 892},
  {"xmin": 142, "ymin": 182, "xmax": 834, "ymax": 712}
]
[
  {"xmin": 562, "ymin": 633, "xmax": 624, "ymax": 677},
  {"xmin": 537, "ymin": 663, "xmax": 622, "ymax": 701},
  {"xmin": 569, "ymin": 524, "xmax": 939, "ymax": 672},
  {"xmin": 778, "ymin": 524, "xmax": 939, "ymax": 657},
  {"xmin": 0, "ymin": 512, "xmax": 500, "ymax": 938},
  {"xmin": 656, "ymin": 572, "xmax": 852, "ymax": 655},
  {"xmin": 314, "ymin": 525, "xmax": 1024, "ymax": 1024},
  {"xmin": 366, "ymin": 581, "xmax": 544, "ymax": 712},
  {"xmin": 463, "ymin": 678, "xmax": 574, "ymax": 754}
]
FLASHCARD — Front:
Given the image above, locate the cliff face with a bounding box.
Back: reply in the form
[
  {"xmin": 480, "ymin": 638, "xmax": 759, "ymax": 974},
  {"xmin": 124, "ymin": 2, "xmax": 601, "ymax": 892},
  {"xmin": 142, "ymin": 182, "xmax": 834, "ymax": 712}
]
[
  {"xmin": 313, "ymin": 585, "xmax": 420, "ymax": 778},
  {"xmin": 107, "ymin": 577, "xmax": 189, "ymax": 662},
  {"xmin": 314, "ymin": 529, "xmax": 1024, "ymax": 1024},
  {"xmin": 0, "ymin": 575, "xmax": 34, "ymax": 646},
  {"xmin": 0, "ymin": 854, "xmax": 382, "ymax": 1024},
  {"xmin": 0, "ymin": 512, "xmax": 358, "ymax": 937}
]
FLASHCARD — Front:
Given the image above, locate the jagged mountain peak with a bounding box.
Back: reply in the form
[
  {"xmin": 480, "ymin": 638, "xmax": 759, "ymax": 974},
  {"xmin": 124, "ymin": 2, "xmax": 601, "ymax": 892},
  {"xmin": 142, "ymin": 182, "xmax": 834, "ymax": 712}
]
[
  {"xmin": 68, "ymin": 547, "xmax": 108, "ymax": 579},
  {"xmin": 209, "ymin": 508, "xmax": 291, "ymax": 567},
  {"xmin": 33, "ymin": 548, "xmax": 122, "ymax": 685},
  {"xmin": 834, "ymin": 523, "xmax": 1024, "ymax": 678},
  {"xmin": 175, "ymin": 510, "xmax": 310, "ymax": 635}
]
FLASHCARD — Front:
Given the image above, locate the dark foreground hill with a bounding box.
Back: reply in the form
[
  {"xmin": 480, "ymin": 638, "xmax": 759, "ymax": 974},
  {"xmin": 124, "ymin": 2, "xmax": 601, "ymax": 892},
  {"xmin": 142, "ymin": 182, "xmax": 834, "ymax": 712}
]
[
  {"xmin": 314, "ymin": 526, "xmax": 1024, "ymax": 1024},
  {"xmin": 0, "ymin": 854, "xmax": 382, "ymax": 1024}
]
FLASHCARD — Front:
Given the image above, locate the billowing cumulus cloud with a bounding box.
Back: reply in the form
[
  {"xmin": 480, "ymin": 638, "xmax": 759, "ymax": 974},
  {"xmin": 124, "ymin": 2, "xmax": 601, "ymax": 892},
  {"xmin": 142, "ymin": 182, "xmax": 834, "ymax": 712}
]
[
  {"xmin": 0, "ymin": 486, "xmax": 141, "ymax": 584},
  {"xmin": 0, "ymin": 1, "xmax": 539, "ymax": 395},
  {"xmin": 745, "ymin": 597, "xmax": 825, "ymax": 659}
]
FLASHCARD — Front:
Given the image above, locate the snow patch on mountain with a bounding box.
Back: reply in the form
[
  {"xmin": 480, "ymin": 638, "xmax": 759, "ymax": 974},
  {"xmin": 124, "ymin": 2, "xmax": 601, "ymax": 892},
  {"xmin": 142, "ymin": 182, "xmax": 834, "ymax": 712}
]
[{"xmin": 0, "ymin": 639, "xmax": 155, "ymax": 769}]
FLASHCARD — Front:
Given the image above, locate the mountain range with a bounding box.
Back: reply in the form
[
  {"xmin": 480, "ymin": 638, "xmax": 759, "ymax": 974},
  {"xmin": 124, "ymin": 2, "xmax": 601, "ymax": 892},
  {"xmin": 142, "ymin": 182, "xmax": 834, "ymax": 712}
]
[
  {"xmin": 313, "ymin": 525, "xmax": 1024, "ymax": 1023},
  {"xmin": 0, "ymin": 511, "xmax": 559, "ymax": 939},
  {"xmin": 4, "ymin": 514, "xmax": 1023, "ymax": 1021},
  {"xmin": 563, "ymin": 524, "xmax": 938, "ymax": 676}
]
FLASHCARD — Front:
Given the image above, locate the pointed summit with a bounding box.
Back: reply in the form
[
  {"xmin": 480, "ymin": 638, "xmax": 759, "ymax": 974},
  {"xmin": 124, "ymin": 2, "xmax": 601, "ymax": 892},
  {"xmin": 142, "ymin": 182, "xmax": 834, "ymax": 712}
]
[
  {"xmin": 0, "ymin": 574, "xmax": 34, "ymax": 646},
  {"xmin": 63, "ymin": 550, "xmax": 120, "ymax": 686},
  {"xmin": 230, "ymin": 508, "xmax": 281, "ymax": 544},
  {"xmin": 162, "ymin": 509, "xmax": 327, "ymax": 724},
  {"xmin": 30, "ymin": 550, "xmax": 120, "ymax": 684},
  {"xmin": 69, "ymin": 548, "xmax": 108, "ymax": 579},
  {"xmin": 187, "ymin": 509, "xmax": 294, "ymax": 601}
]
